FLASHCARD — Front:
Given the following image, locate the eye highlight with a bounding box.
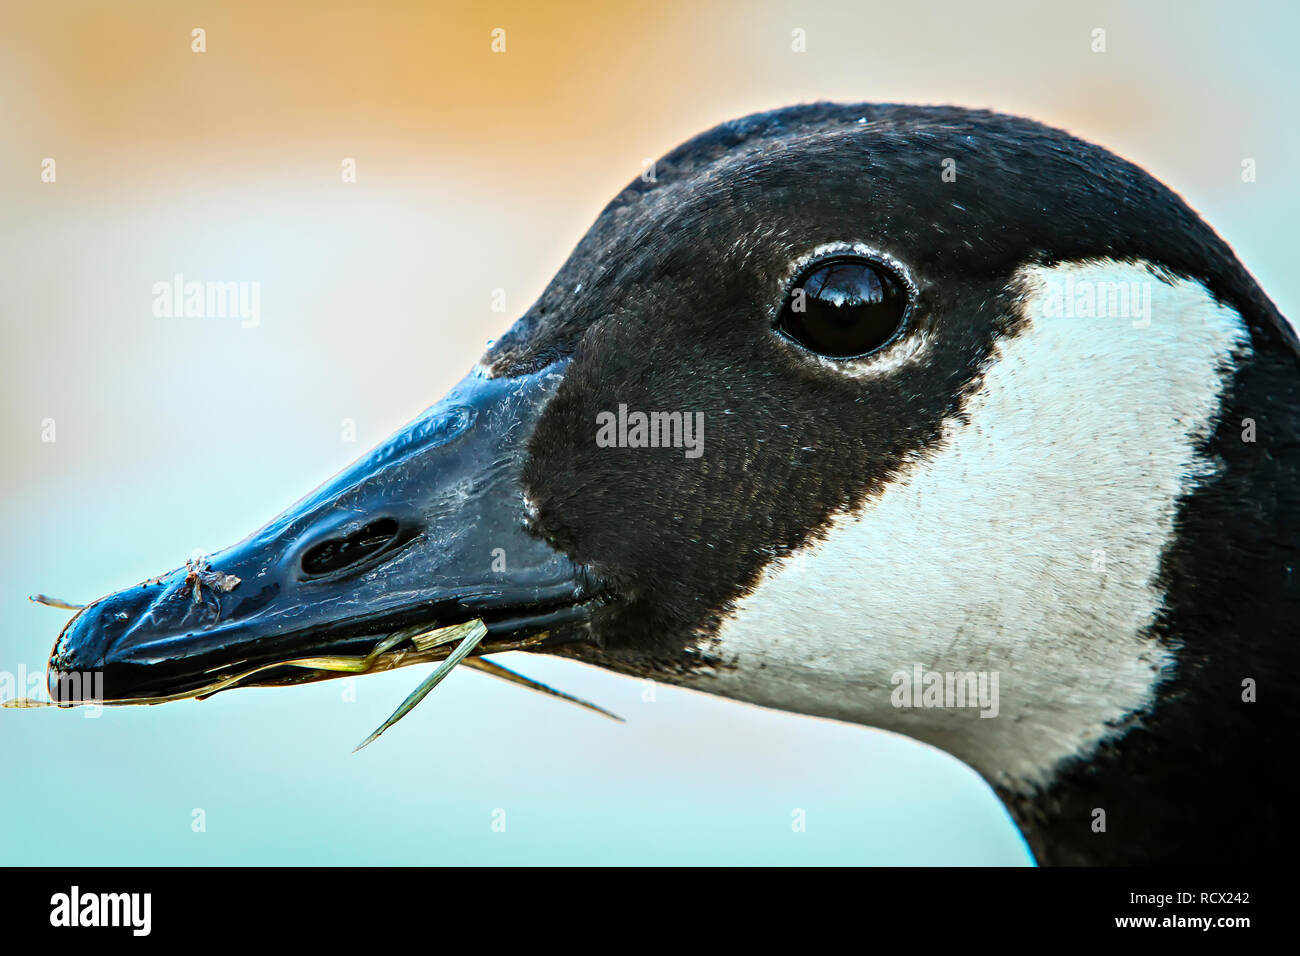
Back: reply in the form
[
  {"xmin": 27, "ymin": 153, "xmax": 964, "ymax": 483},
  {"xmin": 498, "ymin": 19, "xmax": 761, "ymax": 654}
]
[{"xmin": 776, "ymin": 257, "xmax": 910, "ymax": 358}]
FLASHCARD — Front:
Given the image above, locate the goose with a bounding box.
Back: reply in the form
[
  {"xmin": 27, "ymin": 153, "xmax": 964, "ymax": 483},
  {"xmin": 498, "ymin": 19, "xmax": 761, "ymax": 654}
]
[{"xmin": 33, "ymin": 103, "xmax": 1299, "ymax": 866}]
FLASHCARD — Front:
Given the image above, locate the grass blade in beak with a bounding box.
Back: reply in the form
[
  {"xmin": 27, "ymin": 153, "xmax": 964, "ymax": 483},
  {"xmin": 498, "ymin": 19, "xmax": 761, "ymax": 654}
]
[
  {"xmin": 407, "ymin": 619, "xmax": 488, "ymax": 652},
  {"xmin": 3, "ymin": 628, "xmax": 440, "ymax": 710},
  {"xmin": 462, "ymin": 657, "xmax": 624, "ymax": 722},
  {"xmin": 29, "ymin": 594, "xmax": 85, "ymax": 610},
  {"xmin": 353, "ymin": 620, "xmax": 488, "ymax": 752}
]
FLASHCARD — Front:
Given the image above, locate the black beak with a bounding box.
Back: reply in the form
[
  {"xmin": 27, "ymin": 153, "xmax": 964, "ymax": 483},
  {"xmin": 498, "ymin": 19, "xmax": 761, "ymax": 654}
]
[{"xmin": 47, "ymin": 362, "xmax": 600, "ymax": 703}]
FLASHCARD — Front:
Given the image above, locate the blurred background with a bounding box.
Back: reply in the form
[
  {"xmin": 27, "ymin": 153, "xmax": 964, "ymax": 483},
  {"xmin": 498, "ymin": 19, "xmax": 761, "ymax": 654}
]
[{"xmin": 2, "ymin": 0, "xmax": 1295, "ymax": 865}]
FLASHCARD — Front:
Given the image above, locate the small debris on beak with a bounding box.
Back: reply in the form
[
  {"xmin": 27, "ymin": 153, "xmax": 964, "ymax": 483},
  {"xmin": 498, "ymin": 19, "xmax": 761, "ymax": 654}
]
[{"xmin": 184, "ymin": 555, "xmax": 241, "ymax": 604}]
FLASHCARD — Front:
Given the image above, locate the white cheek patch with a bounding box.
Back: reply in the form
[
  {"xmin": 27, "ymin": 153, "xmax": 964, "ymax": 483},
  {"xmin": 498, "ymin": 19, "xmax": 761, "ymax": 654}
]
[{"xmin": 692, "ymin": 258, "xmax": 1250, "ymax": 794}]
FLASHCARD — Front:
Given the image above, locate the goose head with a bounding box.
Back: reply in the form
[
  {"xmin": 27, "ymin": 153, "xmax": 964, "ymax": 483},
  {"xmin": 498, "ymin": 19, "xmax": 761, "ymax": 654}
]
[{"xmin": 46, "ymin": 103, "xmax": 1300, "ymax": 865}]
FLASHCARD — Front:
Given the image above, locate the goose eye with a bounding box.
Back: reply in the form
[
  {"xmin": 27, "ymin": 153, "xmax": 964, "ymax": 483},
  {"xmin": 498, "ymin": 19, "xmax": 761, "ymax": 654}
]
[{"xmin": 777, "ymin": 258, "xmax": 909, "ymax": 358}]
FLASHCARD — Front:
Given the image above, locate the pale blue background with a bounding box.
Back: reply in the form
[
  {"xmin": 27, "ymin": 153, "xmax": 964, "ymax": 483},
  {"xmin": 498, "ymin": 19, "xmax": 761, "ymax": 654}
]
[{"xmin": 3, "ymin": 0, "xmax": 1297, "ymax": 865}]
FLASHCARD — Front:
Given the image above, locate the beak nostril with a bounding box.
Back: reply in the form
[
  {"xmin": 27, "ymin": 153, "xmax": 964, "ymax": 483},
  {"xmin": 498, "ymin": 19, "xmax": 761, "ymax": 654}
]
[{"xmin": 300, "ymin": 517, "xmax": 404, "ymax": 579}]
